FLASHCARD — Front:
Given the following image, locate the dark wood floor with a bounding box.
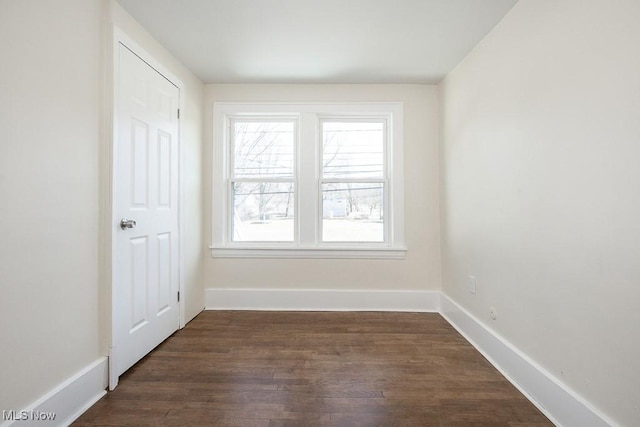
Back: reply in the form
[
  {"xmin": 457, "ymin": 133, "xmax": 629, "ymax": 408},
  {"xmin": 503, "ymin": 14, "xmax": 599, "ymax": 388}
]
[{"xmin": 74, "ymin": 311, "xmax": 552, "ymax": 426}]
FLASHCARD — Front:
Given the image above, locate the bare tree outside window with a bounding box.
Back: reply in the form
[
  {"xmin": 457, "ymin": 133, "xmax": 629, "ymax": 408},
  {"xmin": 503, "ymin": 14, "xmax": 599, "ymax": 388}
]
[{"xmin": 231, "ymin": 121, "xmax": 295, "ymax": 241}]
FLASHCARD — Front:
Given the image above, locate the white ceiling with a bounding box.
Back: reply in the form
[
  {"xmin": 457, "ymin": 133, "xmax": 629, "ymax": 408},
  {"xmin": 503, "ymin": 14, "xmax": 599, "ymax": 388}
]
[{"xmin": 117, "ymin": 0, "xmax": 517, "ymax": 84}]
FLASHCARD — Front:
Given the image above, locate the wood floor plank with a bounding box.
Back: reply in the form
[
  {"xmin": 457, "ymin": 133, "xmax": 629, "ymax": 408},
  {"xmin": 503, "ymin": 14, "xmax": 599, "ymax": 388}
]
[{"xmin": 74, "ymin": 311, "xmax": 552, "ymax": 426}]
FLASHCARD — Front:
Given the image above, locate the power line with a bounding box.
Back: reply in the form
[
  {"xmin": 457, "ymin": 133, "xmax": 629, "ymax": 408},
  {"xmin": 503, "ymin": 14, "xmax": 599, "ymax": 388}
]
[{"xmin": 234, "ymin": 185, "xmax": 383, "ymax": 196}]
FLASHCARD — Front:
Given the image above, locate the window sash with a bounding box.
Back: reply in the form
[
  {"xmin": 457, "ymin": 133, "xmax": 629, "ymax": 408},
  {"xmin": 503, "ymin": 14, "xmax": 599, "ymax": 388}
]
[
  {"xmin": 227, "ymin": 116, "xmax": 298, "ymax": 244},
  {"xmin": 318, "ymin": 118, "xmax": 389, "ymax": 244},
  {"xmin": 228, "ymin": 179, "xmax": 296, "ymax": 243},
  {"xmin": 319, "ymin": 180, "xmax": 387, "ymax": 243},
  {"xmin": 229, "ymin": 117, "xmax": 297, "ymax": 180},
  {"xmin": 319, "ymin": 117, "xmax": 388, "ymax": 179}
]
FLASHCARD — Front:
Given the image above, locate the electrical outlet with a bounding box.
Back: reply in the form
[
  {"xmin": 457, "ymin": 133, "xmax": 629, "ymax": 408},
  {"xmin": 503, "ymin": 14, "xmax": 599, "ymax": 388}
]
[
  {"xmin": 489, "ymin": 306, "xmax": 497, "ymax": 320},
  {"xmin": 468, "ymin": 276, "xmax": 477, "ymax": 294}
]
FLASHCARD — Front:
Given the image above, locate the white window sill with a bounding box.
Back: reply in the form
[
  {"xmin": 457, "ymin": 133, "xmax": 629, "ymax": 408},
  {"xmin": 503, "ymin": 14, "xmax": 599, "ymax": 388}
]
[{"xmin": 209, "ymin": 246, "xmax": 407, "ymax": 259}]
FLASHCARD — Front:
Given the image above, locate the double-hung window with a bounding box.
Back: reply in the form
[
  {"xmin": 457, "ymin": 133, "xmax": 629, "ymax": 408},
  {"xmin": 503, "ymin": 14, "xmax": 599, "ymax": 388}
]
[{"xmin": 211, "ymin": 103, "xmax": 405, "ymax": 259}]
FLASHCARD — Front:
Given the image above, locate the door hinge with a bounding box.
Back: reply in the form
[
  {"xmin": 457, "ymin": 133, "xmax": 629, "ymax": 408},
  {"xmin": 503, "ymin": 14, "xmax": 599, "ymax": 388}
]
[
  {"xmin": 177, "ymin": 291, "xmax": 180, "ymax": 302},
  {"xmin": 177, "ymin": 108, "xmax": 180, "ymax": 119}
]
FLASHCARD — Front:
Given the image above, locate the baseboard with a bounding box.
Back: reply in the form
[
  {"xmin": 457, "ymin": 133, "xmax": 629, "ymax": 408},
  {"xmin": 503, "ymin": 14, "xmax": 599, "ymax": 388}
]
[
  {"xmin": 7, "ymin": 294, "xmax": 612, "ymax": 427},
  {"xmin": 1, "ymin": 357, "xmax": 108, "ymax": 427},
  {"xmin": 205, "ymin": 288, "xmax": 441, "ymax": 312},
  {"xmin": 440, "ymin": 295, "xmax": 615, "ymax": 427}
]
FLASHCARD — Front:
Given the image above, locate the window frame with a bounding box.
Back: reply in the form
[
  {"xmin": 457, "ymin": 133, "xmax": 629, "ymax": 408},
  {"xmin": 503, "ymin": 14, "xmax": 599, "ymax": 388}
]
[{"xmin": 211, "ymin": 102, "xmax": 406, "ymax": 259}]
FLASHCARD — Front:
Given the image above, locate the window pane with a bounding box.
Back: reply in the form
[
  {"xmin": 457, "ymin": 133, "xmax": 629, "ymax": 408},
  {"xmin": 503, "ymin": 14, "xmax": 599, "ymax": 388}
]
[
  {"xmin": 232, "ymin": 182, "xmax": 294, "ymax": 241},
  {"xmin": 323, "ymin": 121, "xmax": 384, "ymax": 178},
  {"xmin": 322, "ymin": 183, "xmax": 384, "ymax": 242},
  {"xmin": 233, "ymin": 121, "xmax": 294, "ymax": 178}
]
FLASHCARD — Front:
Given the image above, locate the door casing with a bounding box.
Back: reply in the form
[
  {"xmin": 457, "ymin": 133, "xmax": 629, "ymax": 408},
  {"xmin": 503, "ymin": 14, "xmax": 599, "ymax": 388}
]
[{"xmin": 107, "ymin": 26, "xmax": 186, "ymax": 390}]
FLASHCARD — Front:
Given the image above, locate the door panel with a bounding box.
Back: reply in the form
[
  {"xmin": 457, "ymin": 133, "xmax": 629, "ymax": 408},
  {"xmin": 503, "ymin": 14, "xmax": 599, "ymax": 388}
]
[
  {"xmin": 158, "ymin": 130, "xmax": 172, "ymax": 207},
  {"xmin": 130, "ymin": 236, "xmax": 148, "ymax": 333},
  {"xmin": 157, "ymin": 232, "xmax": 172, "ymax": 314},
  {"xmin": 114, "ymin": 44, "xmax": 180, "ymax": 380},
  {"xmin": 131, "ymin": 120, "xmax": 149, "ymax": 207}
]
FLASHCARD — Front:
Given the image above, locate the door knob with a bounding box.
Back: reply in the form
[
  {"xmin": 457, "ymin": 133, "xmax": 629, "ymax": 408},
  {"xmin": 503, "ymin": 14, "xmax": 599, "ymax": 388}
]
[{"xmin": 120, "ymin": 218, "xmax": 137, "ymax": 230}]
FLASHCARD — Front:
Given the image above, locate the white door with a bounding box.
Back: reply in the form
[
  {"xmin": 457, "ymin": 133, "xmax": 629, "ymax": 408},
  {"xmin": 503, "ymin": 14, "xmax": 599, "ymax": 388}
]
[{"xmin": 113, "ymin": 43, "xmax": 180, "ymax": 382}]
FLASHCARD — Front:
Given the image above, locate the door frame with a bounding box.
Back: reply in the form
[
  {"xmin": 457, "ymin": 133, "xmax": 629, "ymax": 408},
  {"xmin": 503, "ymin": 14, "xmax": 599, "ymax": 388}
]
[{"xmin": 107, "ymin": 26, "xmax": 186, "ymax": 390}]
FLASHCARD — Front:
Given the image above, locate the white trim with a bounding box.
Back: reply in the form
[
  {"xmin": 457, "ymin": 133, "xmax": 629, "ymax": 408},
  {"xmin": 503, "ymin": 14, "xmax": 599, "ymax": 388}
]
[
  {"xmin": 212, "ymin": 102, "xmax": 405, "ymax": 255},
  {"xmin": 107, "ymin": 346, "xmax": 118, "ymax": 391},
  {"xmin": 0, "ymin": 357, "xmax": 108, "ymax": 427},
  {"xmin": 109, "ymin": 26, "xmax": 186, "ymax": 390},
  {"xmin": 440, "ymin": 294, "xmax": 617, "ymax": 427},
  {"xmin": 209, "ymin": 246, "xmax": 406, "ymax": 259},
  {"xmin": 205, "ymin": 288, "xmax": 439, "ymax": 311}
]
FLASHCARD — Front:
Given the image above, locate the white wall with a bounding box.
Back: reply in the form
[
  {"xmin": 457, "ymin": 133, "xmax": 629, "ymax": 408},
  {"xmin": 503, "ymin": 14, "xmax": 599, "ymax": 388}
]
[
  {"xmin": 204, "ymin": 84, "xmax": 440, "ymax": 292},
  {"xmin": 0, "ymin": 0, "xmax": 204, "ymax": 414},
  {"xmin": 439, "ymin": 1, "xmax": 640, "ymax": 425},
  {"xmin": 0, "ymin": 0, "xmax": 104, "ymax": 413}
]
